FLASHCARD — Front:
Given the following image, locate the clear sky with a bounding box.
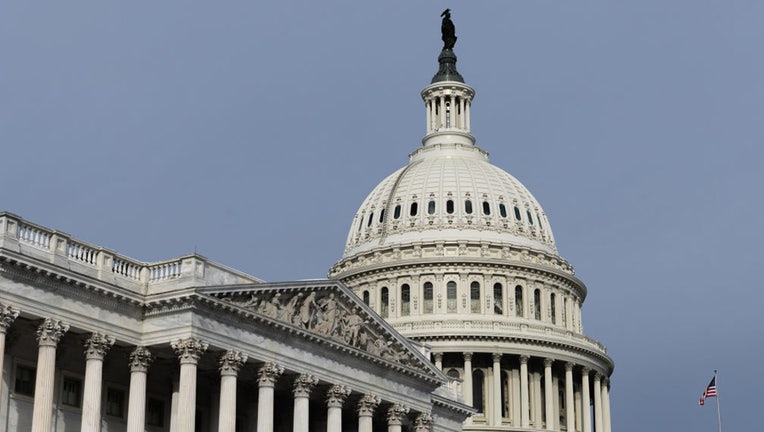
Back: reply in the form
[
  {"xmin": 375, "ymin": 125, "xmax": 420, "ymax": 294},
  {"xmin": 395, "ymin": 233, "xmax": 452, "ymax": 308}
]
[{"xmin": 2, "ymin": 2, "xmax": 762, "ymax": 431}]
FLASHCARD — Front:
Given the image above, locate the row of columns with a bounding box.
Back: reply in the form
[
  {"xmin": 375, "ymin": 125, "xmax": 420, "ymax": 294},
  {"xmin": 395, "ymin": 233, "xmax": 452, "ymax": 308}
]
[
  {"xmin": 0, "ymin": 306, "xmax": 436, "ymax": 432},
  {"xmin": 435, "ymin": 351, "xmax": 611, "ymax": 432},
  {"xmin": 425, "ymin": 94, "xmax": 471, "ymax": 133}
]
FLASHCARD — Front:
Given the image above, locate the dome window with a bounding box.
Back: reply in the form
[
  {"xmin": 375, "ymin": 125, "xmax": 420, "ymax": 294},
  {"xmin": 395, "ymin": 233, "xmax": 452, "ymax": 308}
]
[
  {"xmin": 515, "ymin": 285, "xmax": 524, "ymax": 317},
  {"xmin": 362, "ymin": 290, "xmax": 370, "ymax": 305},
  {"xmin": 499, "ymin": 203, "xmax": 507, "ymax": 218},
  {"xmin": 428, "ymin": 200, "xmax": 436, "ymax": 215},
  {"xmin": 493, "ymin": 283, "xmax": 503, "ymax": 314},
  {"xmin": 401, "ymin": 284, "xmax": 411, "ymax": 316},
  {"xmin": 472, "ymin": 369, "xmax": 485, "ymax": 413},
  {"xmin": 514, "ymin": 206, "xmax": 522, "ymax": 220},
  {"xmin": 482, "ymin": 201, "xmax": 491, "ymax": 215},
  {"xmin": 393, "ymin": 205, "xmax": 401, "ymax": 220},
  {"xmin": 357, "ymin": 216, "xmax": 364, "ymax": 232},
  {"xmin": 379, "ymin": 209, "xmax": 385, "ymax": 223},
  {"xmin": 550, "ymin": 293, "xmax": 557, "ymax": 323},
  {"xmin": 465, "ymin": 200, "xmax": 473, "ymax": 214},
  {"xmin": 380, "ymin": 287, "xmax": 389, "ymax": 318},
  {"xmin": 533, "ymin": 289, "xmax": 541, "ymax": 320},
  {"xmin": 470, "ymin": 282, "xmax": 480, "ymax": 313},
  {"xmin": 367, "ymin": 212, "xmax": 374, "ymax": 227},
  {"xmin": 527, "ymin": 211, "xmax": 534, "ymax": 225},
  {"xmin": 410, "ymin": 202, "xmax": 418, "ymax": 216},
  {"xmin": 447, "ymin": 369, "xmax": 460, "ymax": 379},
  {"xmin": 447, "ymin": 281, "xmax": 457, "ymax": 313},
  {"xmin": 446, "ymin": 199, "xmax": 455, "ymax": 214},
  {"xmin": 423, "ymin": 282, "xmax": 433, "ymax": 313},
  {"xmin": 537, "ymin": 213, "xmax": 543, "ymax": 229}
]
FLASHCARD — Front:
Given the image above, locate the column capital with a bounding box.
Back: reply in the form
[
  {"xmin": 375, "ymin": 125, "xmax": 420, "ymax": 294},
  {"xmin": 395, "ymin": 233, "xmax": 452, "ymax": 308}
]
[
  {"xmin": 414, "ymin": 412, "xmax": 434, "ymax": 432},
  {"xmin": 292, "ymin": 373, "xmax": 319, "ymax": 398},
  {"xmin": 519, "ymin": 354, "xmax": 530, "ymax": 365},
  {"xmin": 0, "ymin": 304, "xmax": 20, "ymax": 332},
  {"xmin": 593, "ymin": 372, "xmax": 602, "ymax": 381},
  {"xmin": 386, "ymin": 403, "xmax": 410, "ymax": 426},
  {"xmin": 171, "ymin": 338, "xmax": 208, "ymax": 364},
  {"xmin": 219, "ymin": 350, "xmax": 248, "ymax": 376},
  {"xmin": 257, "ymin": 362, "xmax": 284, "ymax": 387},
  {"xmin": 544, "ymin": 357, "xmax": 554, "ymax": 368},
  {"xmin": 357, "ymin": 393, "xmax": 381, "ymax": 416},
  {"xmin": 581, "ymin": 366, "xmax": 591, "ymax": 376},
  {"xmin": 433, "ymin": 352, "xmax": 443, "ymax": 362},
  {"xmin": 36, "ymin": 318, "xmax": 69, "ymax": 346},
  {"xmin": 564, "ymin": 361, "xmax": 575, "ymax": 372},
  {"xmin": 83, "ymin": 332, "xmax": 115, "ymax": 360},
  {"xmin": 326, "ymin": 384, "xmax": 351, "ymax": 408},
  {"xmin": 129, "ymin": 346, "xmax": 154, "ymax": 372},
  {"xmin": 463, "ymin": 352, "xmax": 472, "ymax": 361},
  {"xmin": 492, "ymin": 352, "xmax": 503, "ymax": 362}
]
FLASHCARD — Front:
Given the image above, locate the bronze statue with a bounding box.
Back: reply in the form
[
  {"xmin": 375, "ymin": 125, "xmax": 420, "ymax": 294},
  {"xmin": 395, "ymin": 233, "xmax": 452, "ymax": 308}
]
[{"xmin": 441, "ymin": 9, "xmax": 457, "ymax": 50}]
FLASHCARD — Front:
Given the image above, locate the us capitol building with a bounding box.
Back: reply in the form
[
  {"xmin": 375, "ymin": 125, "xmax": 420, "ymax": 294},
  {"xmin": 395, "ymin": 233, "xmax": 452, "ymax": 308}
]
[{"xmin": 0, "ymin": 16, "xmax": 613, "ymax": 432}]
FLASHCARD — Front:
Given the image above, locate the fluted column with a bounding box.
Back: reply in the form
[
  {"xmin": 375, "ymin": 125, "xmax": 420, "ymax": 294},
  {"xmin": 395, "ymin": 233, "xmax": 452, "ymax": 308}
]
[
  {"xmin": 544, "ymin": 358, "xmax": 554, "ymax": 430},
  {"xmin": 357, "ymin": 394, "xmax": 381, "ymax": 432},
  {"xmin": 414, "ymin": 412, "xmax": 433, "ymax": 432},
  {"xmin": 218, "ymin": 351, "xmax": 247, "ymax": 432},
  {"xmin": 519, "ymin": 355, "xmax": 530, "ymax": 428},
  {"xmin": 81, "ymin": 333, "xmax": 115, "ymax": 432},
  {"xmin": 326, "ymin": 384, "xmax": 351, "ymax": 432},
  {"xmin": 171, "ymin": 338, "xmax": 208, "ymax": 432},
  {"xmin": 581, "ymin": 368, "xmax": 591, "ymax": 432},
  {"xmin": 565, "ymin": 363, "xmax": 575, "ymax": 432},
  {"xmin": 257, "ymin": 362, "xmax": 284, "ymax": 432},
  {"xmin": 463, "ymin": 352, "xmax": 473, "ymax": 406},
  {"xmin": 31, "ymin": 318, "xmax": 69, "ymax": 432},
  {"xmin": 387, "ymin": 403, "xmax": 409, "ymax": 432},
  {"xmin": 292, "ymin": 374, "xmax": 319, "ymax": 432},
  {"xmin": 593, "ymin": 373, "xmax": 603, "ymax": 432},
  {"xmin": 602, "ymin": 378, "xmax": 611, "ymax": 432},
  {"xmin": 433, "ymin": 352, "xmax": 443, "ymax": 371},
  {"xmin": 492, "ymin": 353, "xmax": 502, "ymax": 425},
  {"xmin": 0, "ymin": 304, "xmax": 19, "ymax": 395},
  {"xmin": 127, "ymin": 346, "xmax": 153, "ymax": 432},
  {"xmin": 439, "ymin": 96, "xmax": 445, "ymax": 129}
]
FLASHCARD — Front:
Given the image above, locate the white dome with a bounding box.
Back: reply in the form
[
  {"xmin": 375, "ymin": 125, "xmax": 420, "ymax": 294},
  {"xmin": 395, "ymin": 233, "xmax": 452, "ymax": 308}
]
[{"xmin": 343, "ymin": 142, "xmax": 557, "ymax": 258}]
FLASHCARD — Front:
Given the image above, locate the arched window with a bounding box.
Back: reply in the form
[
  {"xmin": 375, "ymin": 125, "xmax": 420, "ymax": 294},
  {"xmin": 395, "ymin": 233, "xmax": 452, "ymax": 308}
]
[
  {"xmin": 357, "ymin": 216, "xmax": 364, "ymax": 232},
  {"xmin": 465, "ymin": 200, "xmax": 473, "ymax": 214},
  {"xmin": 493, "ymin": 283, "xmax": 503, "ymax": 314},
  {"xmin": 473, "ymin": 369, "xmax": 485, "ymax": 414},
  {"xmin": 410, "ymin": 202, "xmax": 418, "ymax": 216},
  {"xmin": 447, "ymin": 281, "xmax": 457, "ymax": 313},
  {"xmin": 550, "ymin": 293, "xmax": 557, "ymax": 323},
  {"xmin": 562, "ymin": 297, "xmax": 567, "ymax": 326},
  {"xmin": 515, "ymin": 285, "xmax": 524, "ymax": 317},
  {"xmin": 527, "ymin": 210, "xmax": 534, "ymax": 225},
  {"xmin": 470, "ymin": 282, "xmax": 480, "ymax": 313},
  {"xmin": 423, "ymin": 282, "xmax": 434, "ymax": 313},
  {"xmin": 447, "ymin": 369, "xmax": 460, "ymax": 379},
  {"xmin": 367, "ymin": 212, "xmax": 374, "ymax": 227},
  {"xmin": 446, "ymin": 199, "xmax": 455, "ymax": 214},
  {"xmin": 380, "ymin": 287, "xmax": 389, "ymax": 318},
  {"xmin": 537, "ymin": 213, "xmax": 544, "ymax": 229},
  {"xmin": 499, "ymin": 203, "xmax": 508, "ymax": 218},
  {"xmin": 393, "ymin": 205, "xmax": 401, "ymax": 220},
  {"xmin": 379, "ymin": 209, "xmax": 385, "ymax": 223},
  {"xmin": 428, "ymin": 200, "xmax": 436, "ymax": 215},
  {"xmin": 514, "ymin": 206, "xmax": 522, "ymax": 220},
  {"xmin": 482, "ymin": 201, "xmax": 491, "ymax": 215},
  {"xmin": 534, "ymin": 289, "xmax": 541, "ymax": 320},
  {"xmin": 362, "ymin": 290, "xmax": 370, "ymax": 305},
  {"xmin": 401, "ymin": 284, "xmax": 410, "ymax": 316}
]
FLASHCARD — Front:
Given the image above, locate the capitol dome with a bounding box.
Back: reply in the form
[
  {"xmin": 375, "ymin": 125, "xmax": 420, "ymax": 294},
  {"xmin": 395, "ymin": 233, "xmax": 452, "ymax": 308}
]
[{"xmin": 331, "ymin": 25, "xmax": 612, "ymax": 432}]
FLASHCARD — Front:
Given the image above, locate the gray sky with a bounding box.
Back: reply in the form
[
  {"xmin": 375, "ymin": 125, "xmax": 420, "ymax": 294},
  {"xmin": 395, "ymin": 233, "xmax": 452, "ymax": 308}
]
[{"xmin": 2, "ymin": 2, "xmax": 762, "ymax": 431}]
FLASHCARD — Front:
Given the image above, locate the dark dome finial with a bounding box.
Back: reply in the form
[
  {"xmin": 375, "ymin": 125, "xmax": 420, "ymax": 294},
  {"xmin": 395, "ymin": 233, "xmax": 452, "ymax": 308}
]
[{"xmin": 432, "ymin": 10, "xmax": 464, "ymax": 83}]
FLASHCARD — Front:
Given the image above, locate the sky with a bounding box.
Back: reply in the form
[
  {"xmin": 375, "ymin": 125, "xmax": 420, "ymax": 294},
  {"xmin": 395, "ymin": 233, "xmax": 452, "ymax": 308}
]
[{"xmin": 2, "ymin": 1, "xmax": 763, "ymax": 431}]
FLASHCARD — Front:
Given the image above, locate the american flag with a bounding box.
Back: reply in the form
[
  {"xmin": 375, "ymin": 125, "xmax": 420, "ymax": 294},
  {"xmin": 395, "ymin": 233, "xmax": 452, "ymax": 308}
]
[{"xmin": 699, "ymin": 376, "xmax": 717, "ymax": 406}]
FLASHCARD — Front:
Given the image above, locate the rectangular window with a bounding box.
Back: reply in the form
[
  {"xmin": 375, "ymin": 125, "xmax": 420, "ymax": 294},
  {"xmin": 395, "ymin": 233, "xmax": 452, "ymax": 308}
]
[
  {"xmin": 147, "ymin": 398, "xmax": 165, "ymax": 427},
  {"xmin": 106, "ymin": 387, "xmax": 126, "ymax": 418},
  {"xmin": 62, "ymin": 377, "xmax": 82, "ymax": 408},
  {"xmin": 14, "ymin": 365, "xmax": 36, "ymax": 397}
]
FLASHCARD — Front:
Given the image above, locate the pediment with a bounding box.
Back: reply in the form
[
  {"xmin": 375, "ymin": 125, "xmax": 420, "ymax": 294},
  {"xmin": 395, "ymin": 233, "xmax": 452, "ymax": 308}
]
[{"xmin": 201, "ymin": 280, "xmax": 440, "ymax": 380}]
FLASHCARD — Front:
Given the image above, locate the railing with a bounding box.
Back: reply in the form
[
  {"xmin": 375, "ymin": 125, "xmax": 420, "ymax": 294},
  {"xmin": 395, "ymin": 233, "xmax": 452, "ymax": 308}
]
[
  {"xmin": 67, "ymin": 240, "xmax": 98, "ymax": 265},
  {"xmin": 18, "ymin": 223, "xmax": 51, "ymax": 249}
]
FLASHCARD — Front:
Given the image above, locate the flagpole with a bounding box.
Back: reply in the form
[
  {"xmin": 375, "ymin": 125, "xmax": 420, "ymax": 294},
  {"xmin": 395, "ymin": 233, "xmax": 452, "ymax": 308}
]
[{"xmin": 714, "ymin": 370, "xmax": 722, "ymax": 432}]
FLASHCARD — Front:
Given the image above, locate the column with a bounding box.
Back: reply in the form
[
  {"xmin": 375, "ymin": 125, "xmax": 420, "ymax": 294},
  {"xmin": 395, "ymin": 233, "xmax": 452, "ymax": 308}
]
[
  {"xmin": 219, "ymin": 351, "xmax": 248, "ymax": 432},
  {"xmin": 533, "ymin": 372, "xmax": 543, "ymax": 428},
  {"xmin": 593, "ymin": 373, "xmax": 603, "ymax": 432},
  {"xmin": 519, "ymin": 355, "xmax": 530, "ymax": 428},
  {"xmin": 459, "ymin": 98, "xmax": 466, "ymax": 129},
  {"xmin": 127, "ymin": 346, "xmax": 153, "ymax": 432},
  {"xmin": 565, "ymin": 363, "xmax": 575, "ymax": 432},
  {"xmin": 171, "ymin": 338, "xmax": 208, "ymax": 432},
  {"xmin": 81, "ymin": 333, "xmax": 115, "ymax": 432},
  {"xmin": 492, "ymin": 353, "xmax": 502, "ymax": 425},
  {"xmin": 433, "ymin": 352, "xmax": 443, "ymax": 371},
  {"xmin": 602, "ymin": 378, "xmax": 611, "ymax": 432},
  {"xmin": 387, "ymin": 403, "xmax": 409, "ymax": 432},
  {"xmin": 0, "ymin": 304, "xmax": 19, "ymax": 395},
  {"xmin": 357, "ymin": 394, "xmax": 381, "ymax": 432},
  {"xmin": 465, "ymin": 102, "xmax": 471, "ymax": 131},
  {"xmin": 292, "ymin": 374, "xmax": 318, "ymax": 432},
  {"xmin": 31, "ymin": 318, "xmax": 69, "ymax": 432},
  {"xmin": 414, "ymin": 412, "xmax": 433, "ymax": 432},
  {"xmin": 544, "ymin": 358, "xmax": 554, "ymax": 431},
  {"xmin": 581, "ymin": 368, "xmax": 591, "ymax": 432},
  {"xmin": 326, "ymin": 384, "xmax": 351, "ymax": 432},
  {"xmin": 257, "ymin": 362, "xmax": 284, "ymax": 432},
  {"xmin": 511, "ymin": 369, "xmax": 521, "ymax": 426},
  {"xmin": 439, "ymin": 96, "xmax": 445, "ymax": 129},
  {"xmin": 426, "ymin": 100, "xmax": 432, "ymax": 133},
  {"xmin": 463, "ymin": 352, "xmax": 473, "ymax": 406},
  {"xmin": 170, "ymin": 376, "xmax": 180, "ymax": 432}
]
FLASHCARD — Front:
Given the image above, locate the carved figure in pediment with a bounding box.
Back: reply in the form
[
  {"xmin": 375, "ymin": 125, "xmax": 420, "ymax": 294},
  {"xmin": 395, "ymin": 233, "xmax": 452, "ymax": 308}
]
[
  {"xmin": 314, "ymin": 293, "xmax": 339, "ymax": 335},
  {"xmin": 242, "ymin": 293, "xmax": 260, "ymax": 309},
  {"xmin": 341, "ymin": 307, "xmax": 365, "ymax": 347},
  {"xmin": 298, "ymin": 292, "xmax": 318, "ymax": 329},
  {"xmin": 261, "ymin": 293, "xmax": 282, "ymax": 318},
  {"xmin": 281, "ymin": 292, "xmax": 302, "ymax": 322}
]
